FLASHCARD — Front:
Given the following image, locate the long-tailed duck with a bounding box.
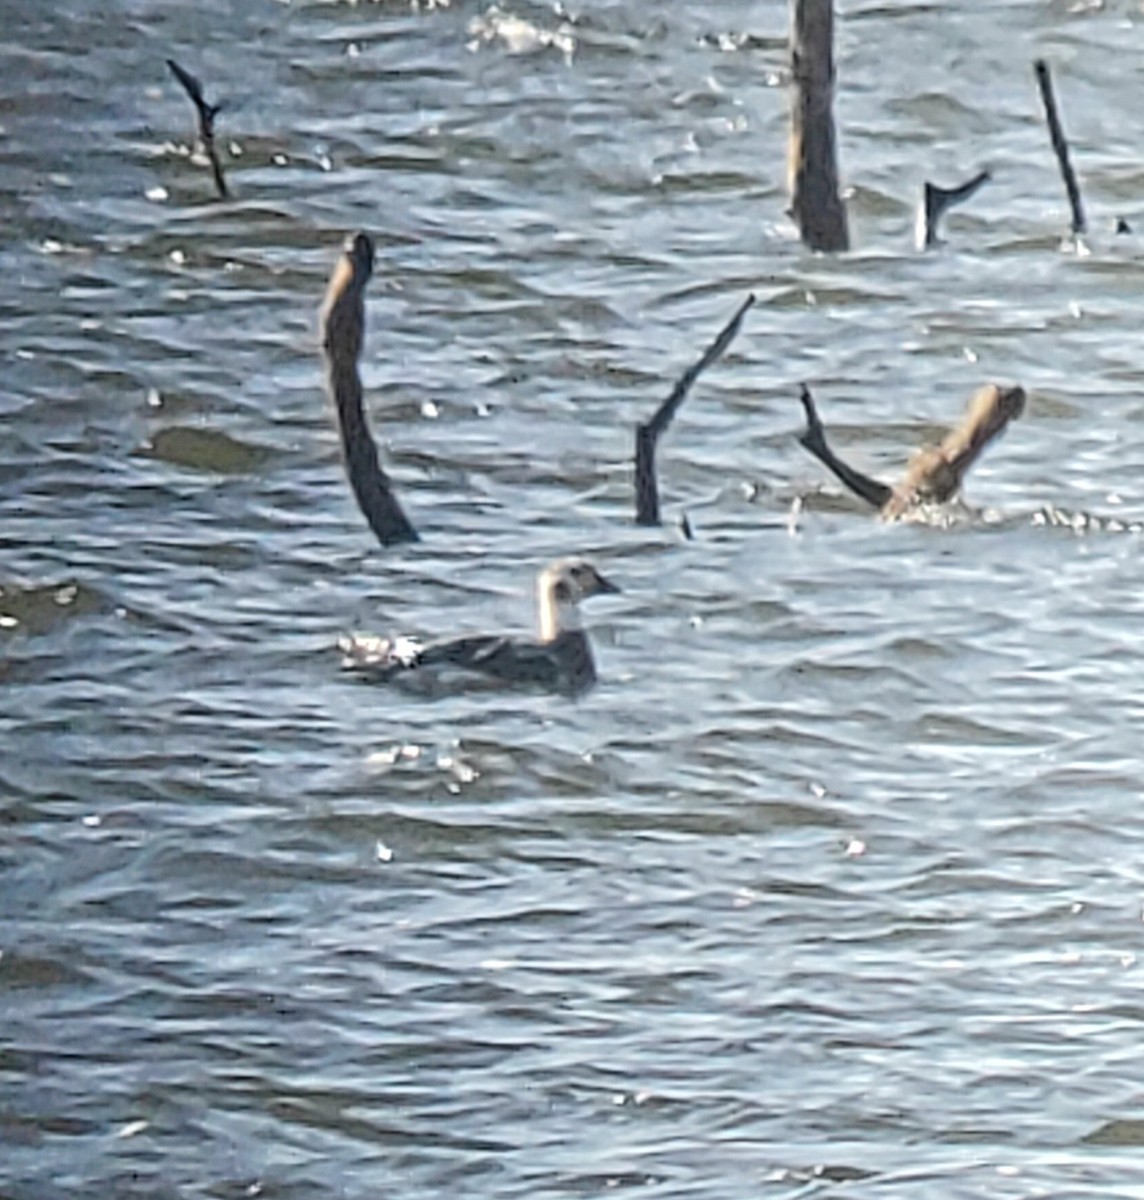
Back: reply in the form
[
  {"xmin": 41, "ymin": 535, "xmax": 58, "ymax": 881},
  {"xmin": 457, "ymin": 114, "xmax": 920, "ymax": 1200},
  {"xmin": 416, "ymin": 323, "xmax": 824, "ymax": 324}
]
[{"xmin": 340, "ymin": 557, "xmax": 620, "ymax": 696}]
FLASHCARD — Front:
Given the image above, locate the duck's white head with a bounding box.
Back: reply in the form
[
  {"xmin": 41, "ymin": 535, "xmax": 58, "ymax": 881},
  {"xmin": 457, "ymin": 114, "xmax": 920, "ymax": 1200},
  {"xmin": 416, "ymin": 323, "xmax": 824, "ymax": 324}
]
[{"xmin": 537, "ymin": 557, "xmax": 620, "ymax": 641}]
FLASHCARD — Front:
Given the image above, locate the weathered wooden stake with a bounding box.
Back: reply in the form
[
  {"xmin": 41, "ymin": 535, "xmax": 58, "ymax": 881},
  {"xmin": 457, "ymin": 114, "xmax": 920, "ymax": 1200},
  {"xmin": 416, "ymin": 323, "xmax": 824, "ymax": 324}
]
[
  {"xmin": 634, "ymin": 294, "xmax": 756, "ymax": 526},
  {"xmin": 788, "ymin": 0, "xmax": 849, "ymax": 252}
]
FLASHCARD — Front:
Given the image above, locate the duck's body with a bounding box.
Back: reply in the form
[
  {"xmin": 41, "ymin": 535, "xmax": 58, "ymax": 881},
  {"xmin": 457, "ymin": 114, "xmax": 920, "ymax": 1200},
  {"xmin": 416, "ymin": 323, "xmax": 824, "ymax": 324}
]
[{"xmin": 340, "ymin": 558, "xmax": 619, "ymax": 696}]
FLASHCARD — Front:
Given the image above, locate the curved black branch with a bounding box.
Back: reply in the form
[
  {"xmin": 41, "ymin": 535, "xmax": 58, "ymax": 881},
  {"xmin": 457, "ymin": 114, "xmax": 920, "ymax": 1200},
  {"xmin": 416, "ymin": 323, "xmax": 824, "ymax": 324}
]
[
  {"xmin": 796, "ymin": 384, "xmax": 893, "ymax": 510},
  {"xmin": 320, "ymin": 232, "xmax": 418, "ymax": 548},
  {"xmin": 635, "ymin": 293, "xmax": 756, "ymax": 526},
  {"xmin": 1034, "ymin": 59, "xmax": 1085, "ymax": 236},
  {"xmin": 167, "ymin": 57, "xmax": 228, "ymax": 199},
  {"xmin": 919, "ymin": 169, "xmax": 991, "ymax": 249}
]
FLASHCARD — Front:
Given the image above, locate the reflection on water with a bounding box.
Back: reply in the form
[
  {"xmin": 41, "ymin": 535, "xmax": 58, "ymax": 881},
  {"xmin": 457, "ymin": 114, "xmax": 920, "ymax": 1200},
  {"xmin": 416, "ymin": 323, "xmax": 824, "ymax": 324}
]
[{"xmin": 6, "ymin": 1, "xmax": 1144, "ymax": 1196}]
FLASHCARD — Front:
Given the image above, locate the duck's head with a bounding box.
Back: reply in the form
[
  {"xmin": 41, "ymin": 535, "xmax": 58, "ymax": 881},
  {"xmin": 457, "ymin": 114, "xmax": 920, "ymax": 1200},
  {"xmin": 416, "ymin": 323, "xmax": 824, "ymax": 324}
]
[
  {"xmin": 545, "ymin": 557, "xmax": 620, "ymax": 600},
  {"xmin": 538, "ymin": 558, "xmax": 620, "ymax": 639}
]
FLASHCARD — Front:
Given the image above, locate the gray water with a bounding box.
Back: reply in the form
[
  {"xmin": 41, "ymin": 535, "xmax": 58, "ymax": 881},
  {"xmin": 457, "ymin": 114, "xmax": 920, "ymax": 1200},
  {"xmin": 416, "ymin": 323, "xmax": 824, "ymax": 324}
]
[{"xmin": 6, "ymin": 0, "xmax": 1144, "ymax": 1195}]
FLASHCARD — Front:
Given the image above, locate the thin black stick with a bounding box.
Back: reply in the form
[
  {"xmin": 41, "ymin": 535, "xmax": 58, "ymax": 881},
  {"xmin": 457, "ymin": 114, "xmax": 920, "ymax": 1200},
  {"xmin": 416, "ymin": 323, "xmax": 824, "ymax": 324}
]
[
  {"xmin": 1034, "ymin": 59, "xmax": 1085, "ymax": 236},
  {"xmin": 634, "ymin": 293, "xmax": 756, "ymax": 526},
  {"xmin": 320, "ymin": 232, "xmax": 418, "ymax": 547},
  {"xmin": 167, "ymin": 58, "xmax": 229, "ymax": 200},
  {"xmin": 918, "ymin": 169, "xmax": 991, "ymax": 249}
]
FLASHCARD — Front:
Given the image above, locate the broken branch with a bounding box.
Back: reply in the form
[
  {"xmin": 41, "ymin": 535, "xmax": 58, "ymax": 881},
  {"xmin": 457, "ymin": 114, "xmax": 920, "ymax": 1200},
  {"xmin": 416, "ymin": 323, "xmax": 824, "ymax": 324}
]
[
  {"xmin": 917, "ymin": 169, "xmax": 991, "ymax": 249},
  {"xmin": 796, "ymin": 384, "xmax": 893, "ymax": 510},
  {"xmin": 167, "ymin": 57, "xmax": 229, "ymax": 199},
  {"xmin": 634, "ymin": 293, "xmax": 755, "ymax": 526}
]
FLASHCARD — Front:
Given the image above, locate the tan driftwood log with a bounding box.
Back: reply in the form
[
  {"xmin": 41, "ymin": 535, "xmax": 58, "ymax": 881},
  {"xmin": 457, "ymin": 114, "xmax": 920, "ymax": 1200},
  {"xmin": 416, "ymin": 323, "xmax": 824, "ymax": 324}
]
[{"xmin": 788, "ymin": 0, "xmax": 849, "ymax": 252}]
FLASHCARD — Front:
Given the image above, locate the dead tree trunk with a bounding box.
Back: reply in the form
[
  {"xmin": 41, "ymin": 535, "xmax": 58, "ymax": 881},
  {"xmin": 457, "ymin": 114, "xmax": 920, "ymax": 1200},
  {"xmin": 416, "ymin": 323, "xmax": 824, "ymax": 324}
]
[
  {"xmin": 788, "ymin": 0, "xmax": 849, "ymax": 252},
  {"xmin": 320, "ymin": 233, "xmax": 418, "ymax": 547}
]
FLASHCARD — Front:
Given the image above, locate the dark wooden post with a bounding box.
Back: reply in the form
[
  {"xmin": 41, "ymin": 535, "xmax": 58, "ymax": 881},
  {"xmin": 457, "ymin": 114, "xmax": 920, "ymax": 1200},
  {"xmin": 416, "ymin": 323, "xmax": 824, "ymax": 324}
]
[{"xmin": 788, "ymin": 0, "xmax": 849, "ymax": 252}]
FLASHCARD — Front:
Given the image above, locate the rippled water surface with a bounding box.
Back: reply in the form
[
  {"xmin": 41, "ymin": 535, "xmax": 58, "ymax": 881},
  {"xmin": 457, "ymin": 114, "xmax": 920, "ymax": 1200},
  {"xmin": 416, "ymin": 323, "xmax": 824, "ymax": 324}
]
[{"xmin": 8, "ymin": 0, "xmax": 1144, "ymax": 1195}]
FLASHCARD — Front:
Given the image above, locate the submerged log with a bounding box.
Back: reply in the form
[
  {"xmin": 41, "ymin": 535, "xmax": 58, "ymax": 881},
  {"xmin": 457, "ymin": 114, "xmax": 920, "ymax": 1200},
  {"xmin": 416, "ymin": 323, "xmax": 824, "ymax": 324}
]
[
  {"xmin": 798, "ymin": 383, "xmax": 1026, "ymax": 519},
  {"xmin": 788, "ymin": 0, "xmax": 849, "ymax": 252},
  {"xmin": 166, "ymin": 58, "xmax": 228, "ymax": 199},
  {"xmin": 320, "ymin": 232, "xmax": 418, "ymax": 547},
  {"xmin": 634, "ymin": 294, "xmax": 756, "ymax": 526}
]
